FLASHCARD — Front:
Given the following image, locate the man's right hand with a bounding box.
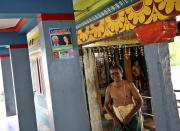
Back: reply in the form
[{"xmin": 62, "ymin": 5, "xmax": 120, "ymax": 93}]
[{"xmin": 113, "ymin": 117, "xmax": 122, "ymax": 128}]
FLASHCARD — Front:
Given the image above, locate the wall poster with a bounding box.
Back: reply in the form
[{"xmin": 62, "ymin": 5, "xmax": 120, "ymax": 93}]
[{"xmin": 49, "ymin": 28, "xmax": 74, "ymax": 60}]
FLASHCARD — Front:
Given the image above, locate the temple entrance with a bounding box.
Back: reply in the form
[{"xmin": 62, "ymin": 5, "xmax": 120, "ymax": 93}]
[{"xmin": 79, "ymin": 35, "xmax": 156, "ymax": 131}]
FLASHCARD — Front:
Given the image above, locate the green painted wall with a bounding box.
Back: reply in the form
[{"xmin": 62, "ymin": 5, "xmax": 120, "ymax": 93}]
[{"xmin": 73, "ymin": 0, "xmax": 111, "ymax": 21}]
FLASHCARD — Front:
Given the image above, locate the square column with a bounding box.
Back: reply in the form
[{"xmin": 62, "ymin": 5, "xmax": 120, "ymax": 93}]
[
  {"xmin": 38, "ymin": 14, "xmax": 90, "ymax": 131},
  {"xmin": 10, "ymin": 44, "xmax": 37, "ymax": 131},
  {"xmin": 144, "ymin": 43, "xmax": 180, "ymax": 131},
  {"xmin": 0, "ymin": 54, "xmax": 16, "ymax": 116}
]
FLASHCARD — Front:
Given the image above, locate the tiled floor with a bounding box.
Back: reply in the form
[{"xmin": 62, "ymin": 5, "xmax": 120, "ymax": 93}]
[
  {"xmin": 37, "ymin": 121, "xmax": 50, "ymax": 131},
  {"xmin": 0, "ymin": 101, "xmax": 18, "ymax": 131},
  {"xmin": 0, "ymin": 101, "xmax": 50, "ymax": 131}
]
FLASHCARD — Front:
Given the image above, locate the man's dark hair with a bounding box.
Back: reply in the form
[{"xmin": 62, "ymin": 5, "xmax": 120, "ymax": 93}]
[{"xmin": 110, "ymin": 64, "xmax": 123, "ymax": 74}]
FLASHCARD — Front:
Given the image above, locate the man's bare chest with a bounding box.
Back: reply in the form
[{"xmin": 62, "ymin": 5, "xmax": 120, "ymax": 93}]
[{"xmin": 110, "ymin": 86, "xmax": 126, "ymax": 99}]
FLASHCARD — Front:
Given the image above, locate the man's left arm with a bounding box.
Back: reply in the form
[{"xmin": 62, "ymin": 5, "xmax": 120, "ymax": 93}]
[{"xmin": 123, "ymin": 82, "xmax": 143, "ymax": 125}]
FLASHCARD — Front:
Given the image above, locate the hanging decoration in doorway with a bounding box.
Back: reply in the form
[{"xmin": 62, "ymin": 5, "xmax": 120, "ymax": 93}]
[
  {"xmin": 49, "ymin": 28, "xmax": 74, "ymax": 61},
  {"xmin": 103, "ymin": 47, "xmax": 108, "ymax": 62},
  {"xmin": 77, "ymin": 0, "xmax": 180, "ymax": 45},
  {"xmin": 85, "ymin": 45, "xmax": 145, "ymax": 75},
  {"xmin": 128, "ymin": 48, "xmax": 131, "ymax": 57},
  {"xmin": 140, "ymin": 46, "xmax": 144, "ymax": 56},
  {"xmin": 108, "ymin": 47, "xmax": 111, "ymax": 63},
  {"xmin": 118, "ymin": 46, "xmax": 122, "ymax": 60},
  {"xmin": 99, "ymin": 48, "xmax": 104, "ymax": 65},
  {"xmin": 111, "ymin": 47, "xmax": 115, "ymax": 66},
  {"xmin": 135, "ymin": 47, "xmax": 138, "ymax": 57},
  {"xmin": 124, "ymin": 46, "xmax": 129, "ymax": 60}
]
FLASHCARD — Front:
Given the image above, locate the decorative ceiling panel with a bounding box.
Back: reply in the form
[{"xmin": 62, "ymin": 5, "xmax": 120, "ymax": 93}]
[{"xmin": 77, "ymin": 0, "xmax": 180, "ymax": 45}]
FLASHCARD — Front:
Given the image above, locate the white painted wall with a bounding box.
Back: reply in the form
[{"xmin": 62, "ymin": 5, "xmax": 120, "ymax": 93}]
[{"xmin": 171, "ymin": 66, "xmax": 180, "ymax": 117}]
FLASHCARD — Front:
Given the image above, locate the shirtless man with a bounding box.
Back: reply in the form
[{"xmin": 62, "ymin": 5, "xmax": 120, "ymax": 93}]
[
  {"xmin": 132, "ymin": 60, "xmax": 145, "ymax": 92},
  {"xmin": 104, "ymin": 65, "xmax": 142, "ymax": 131}
]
